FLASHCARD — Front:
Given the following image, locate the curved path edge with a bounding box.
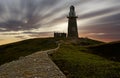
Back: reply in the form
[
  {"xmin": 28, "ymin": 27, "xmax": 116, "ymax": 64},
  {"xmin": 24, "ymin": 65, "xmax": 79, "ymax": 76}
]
[{"xmin": 0, "ymin": 44, "xmax": 66, "ymax": 78}]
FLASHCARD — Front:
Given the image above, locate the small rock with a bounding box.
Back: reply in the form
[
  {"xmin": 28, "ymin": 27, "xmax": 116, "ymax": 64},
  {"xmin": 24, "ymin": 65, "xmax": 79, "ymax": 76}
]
[{"xmin": 33, "ymin": 59, "xmax": 37, "ymax": 61}]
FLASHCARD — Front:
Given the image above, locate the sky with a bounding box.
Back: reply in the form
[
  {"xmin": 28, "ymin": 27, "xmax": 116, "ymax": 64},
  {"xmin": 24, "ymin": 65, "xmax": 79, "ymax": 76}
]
[{"xmin": 0, "ymin": 0, "xmax": 120, "ymax": 45}]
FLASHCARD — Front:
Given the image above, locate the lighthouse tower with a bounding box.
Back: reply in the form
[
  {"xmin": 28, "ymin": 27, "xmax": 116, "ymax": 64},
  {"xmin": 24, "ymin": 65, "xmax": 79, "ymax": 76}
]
[{"xmin": 67, "ymin": 5, "xmax": 78, "ymax": 38}]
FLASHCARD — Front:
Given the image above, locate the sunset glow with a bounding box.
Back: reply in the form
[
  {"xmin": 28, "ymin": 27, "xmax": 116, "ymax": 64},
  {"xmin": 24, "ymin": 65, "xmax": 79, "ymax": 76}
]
[{"xmin": 0, "ymin": 0, "xmax": 120, "ymax": 45}]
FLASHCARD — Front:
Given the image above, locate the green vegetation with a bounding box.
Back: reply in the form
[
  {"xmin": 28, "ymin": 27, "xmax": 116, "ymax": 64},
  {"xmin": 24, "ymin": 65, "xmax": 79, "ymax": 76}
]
[
  {"xmin": 0, "ymin": 38, "xmax": 57, "ymax": 65},
  {"xmin": 0, "ymin": 37, "xmax": 103, "ymax": 66},
  {"xmin": 50, "ymin": 44, "xmax": 120, "ymax": 78},
  {"xmin": 77, "ymin": 38, "xmax": 104, "ymax": 46},
  {"xmin": 0, "ymin": 37, "xmax": 120, "ymax": 78},
  {"xmin": 88, "ymin": 41, "xmax": 120, "ymax": 61}
]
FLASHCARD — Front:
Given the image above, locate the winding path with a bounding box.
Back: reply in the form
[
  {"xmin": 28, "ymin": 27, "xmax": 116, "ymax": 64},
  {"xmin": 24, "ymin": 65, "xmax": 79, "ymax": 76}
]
[{"xmin": 0, "ymin": 44, "xmax": 66, "ymax": 78}]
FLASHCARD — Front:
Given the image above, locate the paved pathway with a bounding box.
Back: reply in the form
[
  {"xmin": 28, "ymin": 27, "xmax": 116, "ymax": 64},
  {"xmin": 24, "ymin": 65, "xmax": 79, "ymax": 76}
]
[{"xmin": 0, "ymin": 44, "xmax": 66, "ymax": 78}]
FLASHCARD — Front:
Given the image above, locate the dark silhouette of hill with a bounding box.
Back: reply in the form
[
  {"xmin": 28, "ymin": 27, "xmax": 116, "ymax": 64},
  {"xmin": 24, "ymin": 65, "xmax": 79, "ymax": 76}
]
[
  {"xmin": 0, "ymin": 37, "xmax": 119, "ymax": 66},
  {"xmin": 88, "ymin": 41, "xmax": 120, "ymax": 61},
  {"xmin": 77, "ymin": 38, "xmax": 104, "ymax": 46},
  {"xmin": 0, "ymin": 38, "xmax": 57, "ymax": 65},
  {"xmin": 50, "ymin": 41, "xmax": 120, "ymax": 78},
  {"xmin": 0, "ymin": 37, "xmax": 104, "ymax": 65}
]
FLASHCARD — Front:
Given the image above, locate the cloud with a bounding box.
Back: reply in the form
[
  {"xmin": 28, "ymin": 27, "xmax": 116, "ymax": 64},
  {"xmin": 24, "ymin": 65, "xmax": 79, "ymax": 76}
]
[
  {"xmin": 0, "ymin": 0, "xmax": 61, "ymax": 31},
  {"xmin": 23, "ymin": 31, "xmax": 53, "ymax": 35},
  {"xmin": 27, "ymin": 32, "xmax": 53, "ymax": 38},
  {"xmin": 0, "ymin": 39, "xmax": 4, "ymax": 41},
  {"xmin": 15, "ymin": 36, "xmax": 27, "ymax": 39},
  {"xmin": 0, "ymin": 3, "xmax": 4, "ymax": 15},
  {"xmin": 0, "ymin": 0, "xmax": 96, "ymax": 32},
  {"xmin": 79, "ymin": 22, "xmax": 120, "ymax": 42},
  {"xmin": 0, "ymin": 32, "xmax": 21, "ymax": 35},
  {"xmin": 90, "ymin": 33, "xmax": 120, "ymax": 42},
  {"xmin": 78, "ymin": 6, "xmax": 120, "ymax": 20},
  {"xmin": 94, "ymin": 13, "xmax": 120, "ymax": 24},
  {"xmin": 0, "ymin": 0, "xmax": 120, "ymax": 42}
]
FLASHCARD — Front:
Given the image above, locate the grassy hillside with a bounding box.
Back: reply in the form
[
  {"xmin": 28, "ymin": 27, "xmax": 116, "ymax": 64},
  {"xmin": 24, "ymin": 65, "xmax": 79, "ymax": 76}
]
[
  {"xmin": 77, "ymin": 38, "xmax": 104, "ymax": 46},
  {"xmin": 88, "ymin": 41, "xmax": 120, "ymax": 61},
  {"xmin": 50, "ymin": 44, "xmax": 120, "ymax": 78},
  {"xmin": 0, "ymin": 37, "xmax": 104, "ymax": 65},
  {"xmin": 1, "ymin": 37, "xmax": 120, "ymax": 78},
  {"xmin": 58, "ymin": 38, "xmax": 104, "ymax": 46},
  {"xmin": 0, "ymin": 38, "xmax": 57, "ymax": 65}
]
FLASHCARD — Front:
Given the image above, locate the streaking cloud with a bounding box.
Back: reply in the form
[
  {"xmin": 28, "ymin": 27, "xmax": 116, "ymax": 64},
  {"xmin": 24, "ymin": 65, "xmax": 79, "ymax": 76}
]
[{"xmin": 0, "ymin": 0, "xmax": 120, "ymax": 43}]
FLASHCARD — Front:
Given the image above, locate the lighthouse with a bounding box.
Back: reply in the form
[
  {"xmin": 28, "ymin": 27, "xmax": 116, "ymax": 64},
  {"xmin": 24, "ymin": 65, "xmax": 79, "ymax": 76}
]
[{"xmin": 67, "ymin": 5, "xmax": 78, "ymax": 38}]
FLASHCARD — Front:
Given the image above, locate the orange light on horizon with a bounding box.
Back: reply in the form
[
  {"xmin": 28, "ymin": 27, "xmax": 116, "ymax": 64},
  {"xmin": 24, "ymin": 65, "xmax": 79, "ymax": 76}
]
[{"xmin": 0, "ymin": 38, "xmax": 23, "ymax": 45}]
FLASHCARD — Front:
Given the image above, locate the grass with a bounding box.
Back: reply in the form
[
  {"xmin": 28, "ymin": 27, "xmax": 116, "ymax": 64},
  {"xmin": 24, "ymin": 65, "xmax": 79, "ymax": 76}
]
[
  {"xmin": 0, "ymin": 37, "xmax": 103, "ymax": 66},
  {"xmin": 50, "ymin": 44, "xmax": 120, "ymax": 78},
  {"xmin": 87, "ymin": 41, "xmax": 120, "ymax": 61},
  {"xmin": 1, "ymin": 37, "xmax": 120, "ymax": 78},
  {"xmin": 0, "ymin": 38, "xmax": 57, "ymax": 65},
  {"xmin": 77, "ymin": 38, "xmax": 104, "ymax": 46}
]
